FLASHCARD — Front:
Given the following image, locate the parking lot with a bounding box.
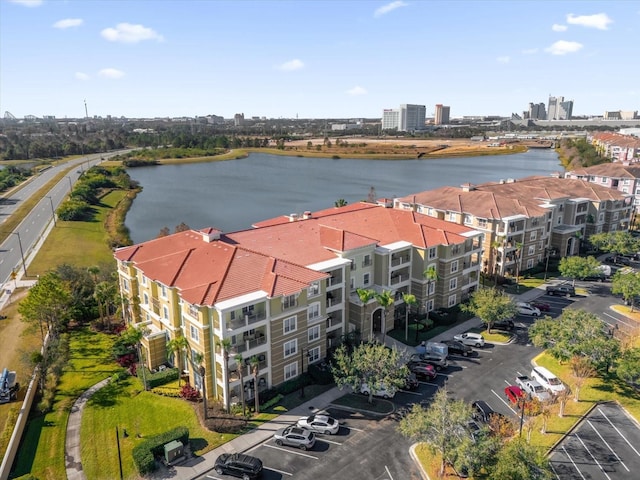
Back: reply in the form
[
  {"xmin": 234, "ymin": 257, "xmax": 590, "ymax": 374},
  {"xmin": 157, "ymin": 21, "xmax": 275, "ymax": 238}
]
[
  {"xmin": 199, "ymin": 283, "xmax": 634, "ymax": 480},
  {"xmin": 549, "ymin": 402, "xmax": 640, "ymax": 480}
]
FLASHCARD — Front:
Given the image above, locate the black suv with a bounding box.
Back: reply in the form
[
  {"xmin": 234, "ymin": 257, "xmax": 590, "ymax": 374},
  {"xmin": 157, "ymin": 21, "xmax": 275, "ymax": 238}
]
[
  {"xmin": 403, "ymin": 372, "xmax": 419, "ymax": 390},
  {"xmin": 214, "ymin": 453, "xmax": 263, "ymax": 479},
  {"xmin": 472, "ymin": 400, "xmax": 507, "ymax": 427},
  {"xmin": 442, "ymin": 339, "xmax": 473, "ymax": 357},
  {"xmin": 490, "ymin": 318, "xmax": 515, "ymax": 331},
  {"xmin": 546, "ymin": 284, "xmax": 576, "ymax": 297}
]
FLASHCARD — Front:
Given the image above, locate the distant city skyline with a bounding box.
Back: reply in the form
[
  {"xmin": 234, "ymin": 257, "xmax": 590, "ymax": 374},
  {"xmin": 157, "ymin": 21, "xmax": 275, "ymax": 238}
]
[{"xmin": 1, "ymin": 0, "xmax": 639, "ymax": 119}]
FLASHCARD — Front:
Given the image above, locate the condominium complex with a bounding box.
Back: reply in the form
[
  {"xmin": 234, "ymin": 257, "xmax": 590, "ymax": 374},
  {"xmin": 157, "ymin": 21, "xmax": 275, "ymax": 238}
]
[
  {"xmin": 565, "ymin": 163, "xmax": 640, "ymax": 207},
  {"xmin": 587, "ymin": 132, "xmax": 640, "ymax": 163},
  {"xmin": 381, "ymin": 104, "xmax": 426, "ymax": 131},
  {"xmin": 394, "ymin": 176, "xmax": 633, "ymax": 278},
  {"xmin": 114, "ymin": 203, "xmax": 483, "ymax": 406},
  {"xmin": 434, "ymin": 104, "xmax": 450, "ymax": 125}
]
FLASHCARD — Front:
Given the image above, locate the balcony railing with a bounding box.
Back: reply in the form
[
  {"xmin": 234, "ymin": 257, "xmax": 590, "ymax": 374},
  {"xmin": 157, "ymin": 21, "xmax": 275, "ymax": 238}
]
[
  {"xmin": 328, "ymin": 275, "xmax": 342, "ymax": 287},
  {"xmin": 390, "ymin": 274, "xmax": 407, "ymax": 285},
  {"xmin": 391, "ymin": 256, "xmax": 410, "ymax": 267},
  {"xmin": 228, "ymin": 311, "xmax": 267, "ymax": 330},
  {"xmin": 233, "ymin": 334, "xmax": 267, "ymax": 353}
]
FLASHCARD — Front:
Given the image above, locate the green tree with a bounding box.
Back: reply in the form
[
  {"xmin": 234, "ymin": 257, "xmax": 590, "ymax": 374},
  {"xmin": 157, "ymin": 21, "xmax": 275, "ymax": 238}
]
[
  {"xmin": 250, "ymin": 355, "xmax": 261, "ymax": 414},
  {"xmin": 589, "ymin": 231, "xmax": 639, "ymax": 256},
  {"xmin": 611, "ymin": 270, "xmax": 640, "ymax": 312},
  {"xmin": 166, "ymin": 335, "xmax": 189, "ymax": 386},
  {"xmin": 356, "ymin": 288, "xmax": 376, "ymax": 339},
  {"xmin": 492, "ymin": 438, "xmax": 553, "ymax": 479},
  {"xmin": 461, "ymin": 288, "xmax": 517, "ymax": 333},
  {"xmin": 402, "ymin": 292, "xmax": 417, "ymax": 342},
  {"xmin": 374, "ymin": 290, "xmax": 394, "ymax": 343},
  {"xmin": 397, "ymin": 387, "xmax": 473, "ymax": 477},
  {"xmin": 217, "ymin": 338, "xmax": 233, "ymax": 413},
  {"xmin": 94, "ymin": 280, "xmax": 117, "ymax": 329},
  {"xmin": 453, "ymin": 427, "xmax": 502, "ymax": 478},
  {"xmin": 331, "ymin": 342, "xmax": 408, "ymax": 404},
  {"xmin": 234, "ymin": 352, "xmax": 246, "ymax": 416},
  {"xmin": 617, "ymin": 347, "xmax": 640, "ymax": 387},
  {"xmin": 334, "ymin": 198, "xmax": 348, "ymax": 207},
  {"xmin": 491, "ymin": 237, "xmax": 504, "ymax": 283},
  {"xmin": 18, "ymin": 272, "xmax": 72, "ymax": 344},
  {"xmin": 529, "ymin": 309, "xmax": 618, "ymax": 369},
  {"xmin": 558, "ymin": 255, "xmax": 601, "ymax": 285}
]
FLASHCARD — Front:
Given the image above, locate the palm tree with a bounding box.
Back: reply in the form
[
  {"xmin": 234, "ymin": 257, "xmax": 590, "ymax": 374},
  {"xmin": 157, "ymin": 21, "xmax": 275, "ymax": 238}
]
[
  {"xmin": 334, "ymin": 199, "xmax": 348, "ymax": 207},
  {"xmin": 374, "ymin": 290, "xmax": 394, "ymax": 344},
  {"xmin": 421, "ymin": 266, "xmax": 439, "ymax": 341},
  {"xmin": 166, "ymin": 336, "xmax": 189, "ymax": 386},
  {"xmin": 402, "ymin": 293, "xmax": 417, "ymax": 342},
  {"xmin": 234, "ymin": 352, "xmax": 246, "ymax": 417},
  {"xmin": 192, "ymin": 352, "xmax": 207, "ymax": 420},
  {"xmin": 94, "ymin": 281, "xmax": 117, "ymax": 330},
  {"xmin": 217, "ymin": 338, "xmax": 233, "ymax": 413},
  {"xmin": 250, "ymin": 355, "xmax": 260, "ymax": 414},
  {"xmin": 87, "ymin": 265, "xmax": 100, "ymax": 284},
  {"xmin": 356, "ymin": 288, "xmax": 375, "ymax": 340},
  {"xmin": 513, "ymin": 241, "xmax": 523, "ymax": 292},
  {"xmin": 491, "ymin": 237, "xmax": 504, "ymax": 285}
]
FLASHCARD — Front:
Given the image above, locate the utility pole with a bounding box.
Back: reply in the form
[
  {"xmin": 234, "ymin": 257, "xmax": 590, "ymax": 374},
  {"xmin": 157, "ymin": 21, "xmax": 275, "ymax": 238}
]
[{"xmin": 84, "ymin": 99, "xmax": 89, "ymax": 119}]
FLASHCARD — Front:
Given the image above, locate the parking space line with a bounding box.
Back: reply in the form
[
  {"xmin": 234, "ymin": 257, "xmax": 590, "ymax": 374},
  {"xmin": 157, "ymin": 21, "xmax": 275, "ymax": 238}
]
[
  {"xmin": 262, "ymin": 443, "xmax": 319, "ymax": 459},
  {"xmin": 561, "ymin": 445, "xmax": 587, "ymax": 480},
  {"xmin": 344, "ymin": 425, "xmax": 365, "ymax": 432},
  {"xmin": 265, "ymin": 466, "xmax": 294, "ymax": 476},
  {"xmin": 587, "ymin": 420, "xmax": 630, "ymax": 472},
  {"xmin": 576, "ymin": 432, "xmax": 611, "ymax": 480},
  {"xmin": 598, "ymin": 407, "xmax": 640, "ymax": 457},
  {"xmin": 549, "ymin": 462, "xmax": 561, "ymax": 480},
  {"xmin": 319, "ymin": 438, "xmax": 343, "ymax": 446},
  {"xmin": 419, "ymin": 380, "xmax": 440, "ymax": 386},
  {"xmin": 385, "ymin": 465, "xmax": 394, "ymax": 480},
  {"xmin": 400, "ymin": 390, "xmax": 423, "ymax": 396},
  {"xmin": 490, "ymin": 389, "xmax": 518, "ymax": 415},
  {"xmin": 602, "ymin": 311, "xmax": 635, "ymax": 329}
]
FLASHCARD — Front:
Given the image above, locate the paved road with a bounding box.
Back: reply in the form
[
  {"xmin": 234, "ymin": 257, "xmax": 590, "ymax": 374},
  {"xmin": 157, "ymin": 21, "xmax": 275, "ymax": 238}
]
[{"xmin": 0, "ymin": 150, "xmax": 129, "ymax": 285}]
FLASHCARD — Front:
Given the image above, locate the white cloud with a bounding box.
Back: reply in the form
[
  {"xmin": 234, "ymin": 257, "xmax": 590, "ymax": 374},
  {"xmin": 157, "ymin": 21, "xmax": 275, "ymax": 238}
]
[
  {"xmin": 98, "ymin": 68, "xmax": 125, "ymax": 79},
  {"xmin": 374, "ymin": 1, "xmax": 408, "ymax": 18},
  {"xmin": 496, "ymin": 56, "xmax": 510, "ymax": 64},
  {"xmin": 53, "ymin": 18, "xmax": 83, "ymax": 29},
  {"xmin": 552, "ymin": 24, "xmax": 567, "ymax": 32},
  {"xmin": 278, "ymin": 59, "xmax": 304, "ymax": 71},
  {"xmin": 545, "ymin": 40, "xmax": 583, "ymax": 55},
  {"xmin": 522, "ymin": 48, "xmax": 538, "ymax": 55},
  {"xmin": 566, "ymin": 13, "xmax": 613, "ymax": 30},
  {"xmin": 8, "ymin": 0, "xmax": 42, "ymax": 7},
  {"xmin": 347, "ymin": 86, "xmax": 367, "ymax": 96},
  {"xmin": 75, "ymin": 72, "xmax": 90, "ymax": 81},
  {"xmin": 101, "ymin": 23, "xmax": 164, "ymax": 43}
]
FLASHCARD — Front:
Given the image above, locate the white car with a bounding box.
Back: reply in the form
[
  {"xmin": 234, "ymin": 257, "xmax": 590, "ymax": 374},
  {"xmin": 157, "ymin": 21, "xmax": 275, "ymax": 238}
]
[
  {"xmin": 360, "ymin": 383, "xmax": 397, "ymax": 399},
  {"xmin": 517, "ymin": 302, "xmax": 541, "ymax": 316},
  {"xmin": 453, "ymin": 332, "xmax": 485, "ymax": 348},
  {"xmin": 296, "ymin": 414, "xmax": 340, "ymax": 435}
]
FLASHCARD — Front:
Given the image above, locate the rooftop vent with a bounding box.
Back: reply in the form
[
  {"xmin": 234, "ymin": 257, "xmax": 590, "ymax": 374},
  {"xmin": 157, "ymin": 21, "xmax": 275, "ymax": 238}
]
[
  {"xmin": 199, "ymin": 227, "xmax": 221, "ymax": 242},
  {"xmin": 461, "ymin": 183, "xmax": 475, "ymax": 192}
]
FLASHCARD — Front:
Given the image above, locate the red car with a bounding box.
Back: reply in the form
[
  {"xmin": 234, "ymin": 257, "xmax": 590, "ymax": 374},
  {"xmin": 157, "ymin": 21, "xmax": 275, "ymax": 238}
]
[
  {"xmin": 408, "ymin": 361, "xmax": 437, "ymax": 380},
  {"xmin": 531, "ymin": 301, "xmax": 551, "ymax": 312},
  {"xmin": 504, "ymin": 385, "xmax": 525, "ymax": 404}
]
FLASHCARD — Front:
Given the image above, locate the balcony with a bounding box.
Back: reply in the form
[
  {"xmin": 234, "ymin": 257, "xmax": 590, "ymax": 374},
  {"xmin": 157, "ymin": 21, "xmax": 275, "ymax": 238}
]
[
  {"xmin": 227, "ymin": 310, "xmax": 267, "ymax": 330},
  {"xmin": 463, "ymin": 260, "xmax": 479, "ymax": 272},
  {"xmin": 233, "ymin": 332, "xmax": 267, "ymax": 353},
  {"xmin": 326, "ymin": 314, "xmax": 342, "ymax": 329},
  {"xmin": 326, "ymin": 291, "xmax": 342, "ymax": 308},
  {"xmin": 391, "ymin": 254, "xmax": 410, "ymax": 267},
  {"xmin": 328, "ymin": 274, "xmax": 343, "ymax": 287},
  {"xmin": 390, "ymin": 274, "xmax": 407, "ymax": 285}
]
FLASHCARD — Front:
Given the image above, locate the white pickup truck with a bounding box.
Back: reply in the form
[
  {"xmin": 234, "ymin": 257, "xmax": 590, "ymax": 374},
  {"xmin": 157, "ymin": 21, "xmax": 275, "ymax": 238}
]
[{"xmin": 515, "ymin": 375, "xmax": 552, "ymax": 402}]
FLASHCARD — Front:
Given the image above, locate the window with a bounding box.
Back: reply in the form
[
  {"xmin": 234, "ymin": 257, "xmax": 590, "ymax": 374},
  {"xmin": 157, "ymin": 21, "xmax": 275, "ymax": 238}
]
[
  {"xmin": 362, "ymin": 254, "xmax": 372, "ymax": 267},
  {"xmin": 527, "ymin": 259, "xmax": 534, "ymax": 269},
  {"xmin": 363, "ymin": 273, "xmax": 370, "ymax": 286},
  {"xmin": 161, "ymin": 284, "xmax": 167, "ymax": 298},
  {"xmin": 351, "ymin": 259, "xmax": 357, "ymax": 271},
  {"xmin": 448, "ymin": 294, "xmax": 457, "ymax": 307},
  {"xmin": 190, "ymin": 324, "xmax": 199, "ymax": 343},
  {"xmin": 284, "ymin": 316, "xmax": 297, "ymax": 334},
  {"xmin": 308, "ymin": 303, "xmax": 320, "ymax": 321},
  {"xmin": 599, "ymin": 213, "xmax": 605, "ymax": 222},
  {"xmin": 188, "ymin": 304, "xmax": 198, "ymax": 318},
  {"xmin": 451, "ymin": 261, "xmax": 458, "ymax": 274},
  {"xmin": 141, "ymin": 275, "xmax": 147, "ymax": 286},
  {"xmin": 601, "ymin": 177, "xmax": 607, "ymax": 183},
  {"xmin": 530, "ymin": 231, "xmax": 537, "ymax": 241},
  {"xmin": 477, "ymin": 218, "xmax": 487, "ymax": 228},
  {"xmin": 350, "ymin": 277, "xmax": 355, "ymax": 290},
  {"xmin": 308, "ymin": 346, "xmax": 321, "ymax": 364},
  {"xmin": 163, "ymin": 306, "xmax": 169, "ymax": 320},
  {"xmin": 427, "ymin": 207, "xmax": 434, "ymax": 216},
  {"xmin": 428, "ymin": 247, "xmax": 437, "ymax": 260},
  {"xmin": 284, "ymin": 362, "xmax": 298, "ymax": 380},
  {"xmin": 614, "ymin": 212, "xmax": 619, "ymax": 220},
  {"xmin": 557, "ymin": 216, "xmax": 563, "ymax": 225},
  {"xmin": 426, "ymin": 299, "xmax": 434, "ymax": 312},
  {"xmin": 308, "ymin": 281, "xmax": 320, "ymax": 297},
  {"xmin": 143, "ymin": 293, "xmax": 149, "ymax": 305},
  {"xmin": 449, "ymin": 278, "xmax": 457, "ymax": 291},
  {"xmin": 464, "ymin": 214, "xmax": 472, "ymax": 225},
  {"xmin": 448, "ymin": 211, "xmax": 456, "ymax": 221},
  {"xmin": 284, "ymin": 339, "xmax": 297, "ymax": 358},
  {"xmin": 283, "ymin": 294, "xmax": 297, "ymax": 309},
  {"xmin": 308, "ymin": 325, "xmax": 320, "ymax": 343},
  {"xmin": 122, "ymin": 278, "xmax": 129, "ymax": 292},
  {"xmin": 528, "ymin": 246, "xmax": 535, "ymax": 255},
  {"xmin": 428, "ymin": 281, "xmax": 435, "ymax": 295}
]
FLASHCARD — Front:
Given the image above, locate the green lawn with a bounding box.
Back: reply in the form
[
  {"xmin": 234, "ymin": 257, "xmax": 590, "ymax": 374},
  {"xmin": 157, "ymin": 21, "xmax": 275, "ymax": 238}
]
[
  {"xmin": 12, "ymin": 328, "xmax": 122, "ymax": 480},
  {"xmin": 27, "ymin": 190, "xmax": 126, "ymax": 276},
  {"xmin": 330, "ymin": 393, "xmax": 395, "ymax": 414}
]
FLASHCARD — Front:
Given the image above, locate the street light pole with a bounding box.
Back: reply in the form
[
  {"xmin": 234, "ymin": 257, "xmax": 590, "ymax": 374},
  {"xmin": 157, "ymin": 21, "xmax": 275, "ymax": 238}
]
[
  {"xmin": 299, "ymin": 348, "xmax": 310, "ymax": 398},
  {"xmin": 46, "ymin": 196, "xmax": 57, "ymax": 226},
  {"xmin": 67, "ymin": 176, "xmax": 73, "ymax": 192},
  {"xmin": 12, "ymin": 232, "xmax": 27, "ymax": 276}
]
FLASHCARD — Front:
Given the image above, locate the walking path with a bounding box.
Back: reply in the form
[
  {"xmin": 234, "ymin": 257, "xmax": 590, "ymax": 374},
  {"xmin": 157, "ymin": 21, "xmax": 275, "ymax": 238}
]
[{"xmin": 62, "ymin": 284, "xmax": 552, "ymax": 480}]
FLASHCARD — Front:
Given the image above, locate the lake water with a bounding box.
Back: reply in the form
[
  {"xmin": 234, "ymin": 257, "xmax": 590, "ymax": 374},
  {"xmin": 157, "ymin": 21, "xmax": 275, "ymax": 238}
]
[{"xmin": 125, "ymin": 149, "xmax": 563, "ymax": 243}]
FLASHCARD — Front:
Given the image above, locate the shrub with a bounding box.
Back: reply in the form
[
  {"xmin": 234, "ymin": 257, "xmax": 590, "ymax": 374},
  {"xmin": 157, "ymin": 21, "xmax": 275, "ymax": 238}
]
[
  {"xmin": 179, "ymin": 384, "xmax": 200, "ymax": 401},
  {"xmin": 308, "ymin": 362, "xmax": 334, "ymax": 385},
  {"xmin": 132, "ymin": 426, "xmax": 189, "ymax": 475},
  {"xmin": 152, "ymin": 386, "xmax": 181, "ymax": 398},
  {"xmin": 137, "ymin": 366, "xmax": 180, "ymax": 389},
  {"xmin": 261, "ymin": 394, "xmax": 284, "ymax": 410}
]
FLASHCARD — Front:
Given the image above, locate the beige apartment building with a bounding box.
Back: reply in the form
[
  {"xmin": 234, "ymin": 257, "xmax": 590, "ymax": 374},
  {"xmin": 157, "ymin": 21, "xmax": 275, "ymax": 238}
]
[
  {"xmin": 395, "ymin": 176, "xmax": 633, "ymax": 280},
  {"xmin": 114, "ymin": 202, "xmax": 483, "ymax": 406}
]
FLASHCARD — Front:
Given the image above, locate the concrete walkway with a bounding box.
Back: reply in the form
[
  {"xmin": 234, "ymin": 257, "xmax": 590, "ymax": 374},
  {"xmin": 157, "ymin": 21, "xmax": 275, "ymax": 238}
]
[{"xmin": 65, "ymin": 378, "xmax": 111, "ymax": 480}]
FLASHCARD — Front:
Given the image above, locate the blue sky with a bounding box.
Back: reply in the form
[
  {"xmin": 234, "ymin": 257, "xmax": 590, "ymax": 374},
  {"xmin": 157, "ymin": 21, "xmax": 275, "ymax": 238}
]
[{"xmin": 1, "ymin": 0, "xmax": 639, "ymax": 119}]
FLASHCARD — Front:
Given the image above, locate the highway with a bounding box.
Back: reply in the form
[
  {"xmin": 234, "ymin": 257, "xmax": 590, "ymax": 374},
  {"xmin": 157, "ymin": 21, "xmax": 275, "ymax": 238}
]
[{"xmin": 0, "ymin": 150, "xmax": 129, "ymax": 287}]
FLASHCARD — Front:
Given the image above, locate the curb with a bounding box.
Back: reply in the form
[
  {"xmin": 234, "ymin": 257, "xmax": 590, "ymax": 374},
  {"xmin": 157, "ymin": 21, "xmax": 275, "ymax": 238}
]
[
  {"xmin": 409, "ymin": 443, "xmax": 430, "ymax": 480},
  {"xmin": 327, "ymin": 399, "xmax": 395, "ymax": 417},
  {"xmin": 544, "ymin": 401, "xmax": 600, "ymax": 456}
]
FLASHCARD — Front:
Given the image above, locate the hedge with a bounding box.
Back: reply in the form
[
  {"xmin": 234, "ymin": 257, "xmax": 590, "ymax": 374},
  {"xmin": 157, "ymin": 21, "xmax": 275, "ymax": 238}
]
[
  {"xmin": 137, "ymin": 367, "xmax": 180, "ymax": 389},
  {"xmin": 132, "ymin": 426, "xmax": 189, "ymax": 475}
]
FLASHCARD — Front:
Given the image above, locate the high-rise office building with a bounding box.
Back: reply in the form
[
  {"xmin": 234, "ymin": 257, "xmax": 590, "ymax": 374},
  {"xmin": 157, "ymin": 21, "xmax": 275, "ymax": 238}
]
[
  {"xmin": 548, "ymin": 96, "xmax": 573, "ymax": 120},
  {"xmin": 527, "ymin": 102, "xmax": 547, "ymax": 120},
  {"xmin": 382, "ymin": 104, "xmax": 426, "ymax": 131},
  {"xmin": 434, "ymin": 104, "xmax": 450, "ymax": 125}
]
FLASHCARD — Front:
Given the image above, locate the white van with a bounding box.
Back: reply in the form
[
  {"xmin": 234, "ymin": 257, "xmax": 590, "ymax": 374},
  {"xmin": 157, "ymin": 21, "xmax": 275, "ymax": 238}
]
[{"xmin": 531, "ymin": 366, "xmax": 565, "ymax": 394}]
